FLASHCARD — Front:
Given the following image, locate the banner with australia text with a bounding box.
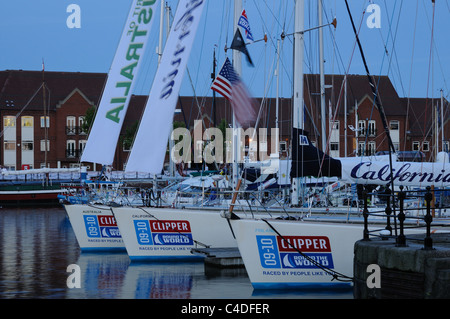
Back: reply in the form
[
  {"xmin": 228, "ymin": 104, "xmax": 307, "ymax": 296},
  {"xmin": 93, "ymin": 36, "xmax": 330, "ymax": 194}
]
[
  {"xmin": 125, "ymin": 0, "xmax": 206, "ymax": 173},
  {"xmin": 81, "ymin": 0, "xmax": 159, "ymax": 166}
]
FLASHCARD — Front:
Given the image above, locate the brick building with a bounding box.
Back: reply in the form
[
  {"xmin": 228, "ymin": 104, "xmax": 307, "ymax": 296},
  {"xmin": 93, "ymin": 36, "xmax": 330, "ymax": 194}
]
[{"xmin": 0, "ymin": 70, "xmax": 448, "ymax": 172}]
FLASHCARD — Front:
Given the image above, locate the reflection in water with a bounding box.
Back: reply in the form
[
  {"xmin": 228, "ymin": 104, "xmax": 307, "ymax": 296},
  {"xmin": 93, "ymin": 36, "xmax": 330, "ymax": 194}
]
[
  {"xmin": 0, "ymin": 207, "xmax": 80, "ymax": 298},
  {"xmin": 0, "ymin": 207, "xmax": 353, "ymax": 299}
]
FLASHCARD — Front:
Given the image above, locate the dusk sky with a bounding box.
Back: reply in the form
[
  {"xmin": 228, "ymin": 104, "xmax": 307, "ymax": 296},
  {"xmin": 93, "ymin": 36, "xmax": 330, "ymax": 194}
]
[{"xmin": 1, "ymin": 0, "xmax": 449, "ymax": 101}]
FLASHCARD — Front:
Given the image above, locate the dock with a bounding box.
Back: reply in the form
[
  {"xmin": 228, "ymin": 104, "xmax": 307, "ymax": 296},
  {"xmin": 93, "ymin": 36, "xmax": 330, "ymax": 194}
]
[
  {"xmin": 191, "ymin": 247, "xmax": 244, "ymax": 268},
  {"xmin": 354, "ymin": 232, "xmax": 450, "ymax": 298}
]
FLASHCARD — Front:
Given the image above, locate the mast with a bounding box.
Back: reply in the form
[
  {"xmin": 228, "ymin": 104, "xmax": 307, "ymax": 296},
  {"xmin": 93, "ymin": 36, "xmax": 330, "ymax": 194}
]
[
  {"xmin": 212, "ymin": 48, "xmax": 217, "ymax": 127},
  {"xmin": 318, "ymin": 0, "xmax": 326, "ymax": 153},
  {"xmin": 275, "ymin": 39, "xmax": 281, "ymax": 154},
  {"xmin": 158, "ymin": 0, "xmax": 164, "ymax": 64},
  {"xmin": 441, "ymin": 89, "xmax": 445, "ymax": 152},
  {"xmin": 232, "ymin": 0, "xmax": 242, "ymax": 189},
  {"xmin": 291, "ymin": 0, "xmax": 305, "ymax": 206},
  {"xmin": 344, "ymin": 75, "xmax": 347, "ymax": 156},
  {"xmin": 42, "ymin": 60, "xmax": 48, "ymax": 170}
]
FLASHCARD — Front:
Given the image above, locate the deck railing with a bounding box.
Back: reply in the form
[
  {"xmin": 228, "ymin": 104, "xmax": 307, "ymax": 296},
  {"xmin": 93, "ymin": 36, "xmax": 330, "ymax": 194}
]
[{"xmin": 362, "ymin": 186, "xmax": 443, "ymax": 250}]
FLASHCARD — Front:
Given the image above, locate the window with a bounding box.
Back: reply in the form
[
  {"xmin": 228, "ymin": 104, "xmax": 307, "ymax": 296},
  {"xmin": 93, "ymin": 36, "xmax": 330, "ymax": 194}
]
[
  {"xmin": 123, "ymin": 140, "xmax": 131, "ymax": 152},
  {"xmin": 422, "ymin": 141, "xmax": 430, "ymax": 152},
  {"xmin": 40, "ymin": 116, "xmax": 50, "ymax": 128},
  {"xmin": 4, "ymin": 116, "xmax": 15, "ymax": 127},
  {"xmin": 367, "ymin": 142, "xmax": 376, "ymax": 156},
  {"xmin": 22, "ymin": 141, "xmax": 33, "ymax": 151},
  {"xmin": 413, "ymin": 141, "xmax": 420, "ymax": 151},
  {"xmin": 358, "ymin": 120, "xmax": 366, "ymax": 136},
  {"xmin": 279, "ymin": 141, "xmax": 287, "ymax": 152},
  {"xmin": 21, "ymin": 116, "xmax": 33, "ymax": 127},
  {"xmin": 332, "ymin": 121, "xmax": 339, "ymax": 130},
  {"xmin": 390, "ymin": 120, "xmax": 399, "ymax": 131},
  {"xmin": 358, "ymin": 142, "xmax": 366, "ymax": 156},
  {"xmin": 368, "ymin": 120, "xmax": 376, "ymax": 136},
  {"xmin": 393, "ymin": 143, "xmax": 399, "ymax": 152},
  {"xmin": 66, "ymin": 116, "xmax": 76, "ymax": 135},
  {"xmin": 79, "ymin": 140, "xmax": 87, "ymax": 155},
  {"xmin": 40, "ymin": 140, "xmax": 50, "ymax": 152},
  {"xmin": 66, "ymin": 140, "xmax": 76, "ymax": 157},
  {"xmin": 78, "ymin": 116, "xmax": 86, "ymax": 134},
  {"xmin": 330, "ymin": 143, "xmax": 339, "ymax": 151},
  {"xmin": 4, "ymin": 141, "xmax": 15, "ymax": 151}
]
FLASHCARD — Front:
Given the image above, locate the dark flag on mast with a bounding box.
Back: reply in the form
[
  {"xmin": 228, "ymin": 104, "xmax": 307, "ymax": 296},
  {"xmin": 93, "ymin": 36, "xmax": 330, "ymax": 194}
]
[{"xmin": 230, "ymin": 29, "xmax": 254, "ymax": 67}]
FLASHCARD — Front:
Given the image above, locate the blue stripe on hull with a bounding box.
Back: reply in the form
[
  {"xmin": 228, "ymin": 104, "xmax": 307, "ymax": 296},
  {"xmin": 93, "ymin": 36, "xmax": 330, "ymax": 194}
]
[
  {"xmin": 80, "ymin": 247, "xmax": 127, "ymax": 252},
  {"xmin": 129, "ymin": 255, "xmax": 205, "ymax": 262},
  {"xmin": 252, "ymin": 282, "xmax": 352, "ymax": 290}
]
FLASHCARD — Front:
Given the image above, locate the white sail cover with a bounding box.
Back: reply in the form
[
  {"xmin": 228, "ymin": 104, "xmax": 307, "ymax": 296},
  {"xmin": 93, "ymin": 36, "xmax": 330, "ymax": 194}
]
[
  {"xmin": 340, "ymin": 158, "xmax": 450, "ymax": 187},
  {"xmin": 81, "ymin": 0, "xmax": 160, "ymax": 165},
  {"xmin": 125, "ymin": 0, "xmax": 206, "ymax": 173}
]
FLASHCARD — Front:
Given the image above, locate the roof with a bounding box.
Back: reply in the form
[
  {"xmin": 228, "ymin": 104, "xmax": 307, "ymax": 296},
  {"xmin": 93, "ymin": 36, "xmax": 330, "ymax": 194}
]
[
  {"xmin": 2, "ymin": 69, "xmax": 444, "ymax": 140},
  {"xmin": 0, "ymin": 70, "xmax": 106, "ymax": 111},
  {"xmin": 401, "ymin": 97, "xmax": 450, "ymax": 137},
  {"xmin": 304, "ymin": 73, "xmax": 407, "ymax": 117}
]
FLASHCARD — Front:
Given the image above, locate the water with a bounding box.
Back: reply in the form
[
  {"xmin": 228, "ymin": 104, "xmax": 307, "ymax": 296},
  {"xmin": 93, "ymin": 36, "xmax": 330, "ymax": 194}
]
[{"xmin": 0, "ymin": 207, "xmax": 353, "ymax": 300}]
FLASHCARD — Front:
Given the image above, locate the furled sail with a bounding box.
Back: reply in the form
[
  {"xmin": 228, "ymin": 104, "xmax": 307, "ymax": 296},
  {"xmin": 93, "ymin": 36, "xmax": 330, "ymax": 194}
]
[
  {"xmin": 81, "ymin": 0, "xmax": 160, "ymax": 165},
  {"xmin": 290, "ymin": 128, "xmax": 342, "ymax": 178},
  {"xmin": 125, "ymin": 0, "xmax": 206, "ymax": 174}
]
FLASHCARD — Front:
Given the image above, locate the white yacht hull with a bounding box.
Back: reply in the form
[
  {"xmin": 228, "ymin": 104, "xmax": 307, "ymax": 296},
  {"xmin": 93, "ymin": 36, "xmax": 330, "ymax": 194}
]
[
  {"xmin": 64, "ymin": 204, "xmax": 125, "ymax": 251},
  {"xmin": 111, "ymin": 207, "xmax": 237, "ymax": 261},
  {"xmin": 228, "ymin": 218, "xmax": 362, "ymax": 289}
]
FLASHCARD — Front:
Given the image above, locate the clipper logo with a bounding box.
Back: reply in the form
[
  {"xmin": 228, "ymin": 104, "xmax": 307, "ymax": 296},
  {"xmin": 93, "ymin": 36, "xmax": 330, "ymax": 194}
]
[
  {"xmin": 257, "ymin": 235, "xmax": 334, "ymax": 269},
  {"xmin": 134, "ymin": 220, "xmax": 193, "ymax": 246},
  {"xmin": 83, "ymin": 215, "xmax": 121, "ymax": 238}
]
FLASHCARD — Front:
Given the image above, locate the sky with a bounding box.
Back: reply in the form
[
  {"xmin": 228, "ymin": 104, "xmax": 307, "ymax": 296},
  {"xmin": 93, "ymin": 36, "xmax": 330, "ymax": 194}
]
[{"xmin": 1, "ymin": 0, "xmax": 449, "ymax": 102}]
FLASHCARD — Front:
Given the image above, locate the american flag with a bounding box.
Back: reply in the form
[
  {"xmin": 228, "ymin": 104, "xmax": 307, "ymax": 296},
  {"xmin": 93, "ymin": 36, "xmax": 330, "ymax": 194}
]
[{"xmin": 211, "ymin": 57, "xmax": 257, "ymax": 127}]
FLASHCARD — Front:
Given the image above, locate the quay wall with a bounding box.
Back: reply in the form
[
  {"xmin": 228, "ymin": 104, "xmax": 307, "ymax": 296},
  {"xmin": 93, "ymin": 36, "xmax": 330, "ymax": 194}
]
[{"xmin": 353, "ymin": 233, "xmax": 450, "ymax": 299}]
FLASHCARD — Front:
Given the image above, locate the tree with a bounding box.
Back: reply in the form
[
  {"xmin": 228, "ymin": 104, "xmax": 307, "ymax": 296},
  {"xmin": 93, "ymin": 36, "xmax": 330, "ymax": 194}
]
[
  {"xmin": 121, "ymin": 121, "xmax": 139, "ymax": 151},
  {"xmin": 81, "ymin": 105, "xmax": 96, "ymax": 134}
]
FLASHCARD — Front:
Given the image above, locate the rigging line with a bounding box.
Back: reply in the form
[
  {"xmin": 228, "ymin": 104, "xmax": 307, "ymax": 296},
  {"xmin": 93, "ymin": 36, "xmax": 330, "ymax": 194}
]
[
  {"xmin": 423, "ymin": 0, "xmax": 436, "ymax": 156},
  {"xmin": 404, "ymin": 0, "xmax": 419, "ymax": 153},
  {"xmin": 192, "ymin": 0, "xmax": 209, "ymax": 92},
  {"xmin": 261, "ymin": 218, "xmax": 354, "ymax": 282},
  {"xmin": 359, "ymin": 0, "xmax": 399, "ymax": 159},
  {"xmin": 420, "ymin": 0, "xmax": 450, "ymax": 96},
  {"xmin": 0, "ymin": 82, "xmax": 44, "ymax": 140},
  {"xmin": 378, "ymin": 0, "xmax": 404, "ymax": 93},
  {"xmin": 344, "ymin": 1, "xmax": 396, "ymax": 155},
  {"xmin": 315, "ymin": 7, "xmax": 365, "ymax": 178},
  {"xmin": 344, "ymin": 0, "xmax": 398, "ymax": 219}
]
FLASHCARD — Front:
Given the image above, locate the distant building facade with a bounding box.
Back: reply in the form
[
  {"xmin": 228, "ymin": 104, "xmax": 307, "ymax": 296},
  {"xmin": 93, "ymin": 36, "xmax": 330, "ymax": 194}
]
[{"xmin": 0, "ymin": 70, "xmax": 448, "ymax": 171}]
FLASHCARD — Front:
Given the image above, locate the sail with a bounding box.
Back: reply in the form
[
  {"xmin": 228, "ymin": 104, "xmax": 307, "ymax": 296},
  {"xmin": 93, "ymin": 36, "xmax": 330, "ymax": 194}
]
[
  {"xmin": 290, "ymin": 128, "xmax": 342, "ymax": 178},
  {"xmin": 125, "ymin": 0, "xmax": 206, "ymax": 174},
  {"xmin": 81, "ymin": 0, "xmax": 160, "ymax": 165}
]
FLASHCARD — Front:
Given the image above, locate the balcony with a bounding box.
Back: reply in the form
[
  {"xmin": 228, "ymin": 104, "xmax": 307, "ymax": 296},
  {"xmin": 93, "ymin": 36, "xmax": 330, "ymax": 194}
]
[
  {"xmin": 66, "ymin": 126, "xmax": 88, "ymax": 135},
  {"xmin": 66, "ymin": 148, "xmax": 81, "ymax": 159},
  {"xmin": 358, "ymin": 128, "xmax": 377, "ymax": 137}
]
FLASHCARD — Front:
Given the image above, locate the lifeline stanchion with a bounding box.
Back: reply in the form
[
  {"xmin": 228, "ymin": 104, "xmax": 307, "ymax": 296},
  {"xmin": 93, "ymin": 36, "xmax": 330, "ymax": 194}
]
[
  {"xmin": 362, "ymin": 190, "xmax": 370, "ymax": 241},
  {"xmin": 423, "ymin": 186, "xmax": 434, "ymax": 250},
  {"xmin": 396, "ymin": 186, "xmax": 407, "ymax": 247}
]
